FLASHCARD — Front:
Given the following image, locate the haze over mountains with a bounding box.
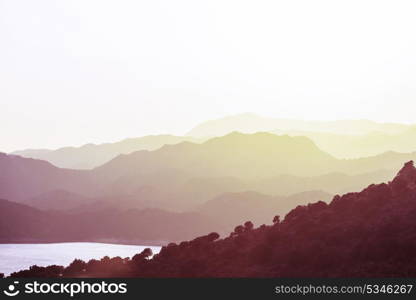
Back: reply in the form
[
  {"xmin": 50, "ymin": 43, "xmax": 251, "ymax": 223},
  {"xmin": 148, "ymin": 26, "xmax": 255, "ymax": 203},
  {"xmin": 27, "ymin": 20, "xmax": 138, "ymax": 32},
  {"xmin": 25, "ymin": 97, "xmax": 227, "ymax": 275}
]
[
  {"xmin": 188, "ymin": 114, "xmax": 416, "ymax": 159},
  {"xmin": 0, "ymin": 190, "xmax": 333, "ymax": 244},
  {"xmin": 13, "ymin": 135, "xmax": 204, "ymax": 169},
  {"xmin": 10, "ymin": 115, "xmax": 416, "ymax": 171},
  {"xmin": 2, "ymin": 116, "xmax": 416, "ymax": 245},
  {"xmin": 187, "ymin": 113, "xmax": 412, "ymax": 136},
  {"xmin": 0, "ymin": 199, "xmax": 219, "ymax": 244},
  {"xmin": 4, "ymin": 0, "xmax": 416, "ymax": 280},
  {"xmin": 10, "ymin": 161, "xmax": 416, "ymax": 278},
  {"xmin": 273, "ymin": 127, "xmax": 416, "ymax": 159},
  {"xmin": 3, "ymin": 132, "xmax": 414, "ymax": 207}
]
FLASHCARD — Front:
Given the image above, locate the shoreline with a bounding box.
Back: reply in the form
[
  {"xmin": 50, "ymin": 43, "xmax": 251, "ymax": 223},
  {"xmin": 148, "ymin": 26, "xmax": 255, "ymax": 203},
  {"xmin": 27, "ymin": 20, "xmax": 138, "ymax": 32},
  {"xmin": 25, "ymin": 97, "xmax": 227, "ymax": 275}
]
[
  {"xmin": 0, "ymin": 242, "xmax": 164, "ymax": 277},
  {"xmin": 0, "ymin": 239, "xmax": 168, "ymax": 247}
]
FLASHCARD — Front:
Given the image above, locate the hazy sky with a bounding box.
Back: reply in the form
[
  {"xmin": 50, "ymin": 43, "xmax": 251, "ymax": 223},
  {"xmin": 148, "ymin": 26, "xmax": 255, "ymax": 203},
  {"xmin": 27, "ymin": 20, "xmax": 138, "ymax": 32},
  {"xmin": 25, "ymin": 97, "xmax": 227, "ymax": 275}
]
[{"xmin": 1, "ymin": 0, "xmax": 416, "ymax": 152}]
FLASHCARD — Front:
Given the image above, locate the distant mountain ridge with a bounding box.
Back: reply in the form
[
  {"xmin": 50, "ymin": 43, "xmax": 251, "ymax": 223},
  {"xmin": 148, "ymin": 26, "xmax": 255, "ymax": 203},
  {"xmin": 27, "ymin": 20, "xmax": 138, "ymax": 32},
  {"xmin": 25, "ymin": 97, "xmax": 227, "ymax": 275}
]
[
  {"xmin": 11, "ymin": 115, "xmax": 416, "ymax": 169},
  {"xmin": 2, "ymin": 132, "xmax": 416, "ymax": 213},
  {"xmin": 95, "ymin": 132, "xmax": 336, "ymax": 181},
  {"xmin": 273, "ymin": 127, "xmax": 416, "ymax": 159},
  {"xmin": 10, "ymin": 161, "xmax": 416, "ymax": 278},
  {"xmin": 0, "ymin": 152, "xmax": 93, "ymax": 202},
  {"xmin": 12, "ymin": 135, "xmax": 204, "ymax": 169},
  {"xmin": 187, "ymin": 113, "xmax": 412, "ymax": 137}
]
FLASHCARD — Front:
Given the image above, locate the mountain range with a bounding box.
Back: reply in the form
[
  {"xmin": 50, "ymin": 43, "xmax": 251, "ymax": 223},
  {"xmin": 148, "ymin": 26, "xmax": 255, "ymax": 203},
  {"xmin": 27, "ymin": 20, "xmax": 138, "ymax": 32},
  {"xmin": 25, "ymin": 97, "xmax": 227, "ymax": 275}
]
[
  {"xmin": 0, "ymin": 199, "xmax": 218, "ymax": 244},
  {"xmin": 187, "ymin": 113, "xmax": 412, "ymax": 137},
  {"xmin": 2, "ymin": 132, "xmax": 415, "ymax": 214},
  {"xmin": 10, "ymin": 115, "xmax": 416, "ymax": 169},
  {"xmin": 273, "ymin": 127, "xmax": 416, "ymax": 159},
  {"xmin": 0, "ymin": 188, "xmax": 334, "ymax": 245},
  {"xmin": 4, "ymin": 118, "xmax": 416, "ymax": 277},
  {"xmin": 9, "ymin": 161, "xmax": 416, "ymax": 277},
  {"xmin": 12, "ymin": 135, "xmax": 203, "ymax": 169}
]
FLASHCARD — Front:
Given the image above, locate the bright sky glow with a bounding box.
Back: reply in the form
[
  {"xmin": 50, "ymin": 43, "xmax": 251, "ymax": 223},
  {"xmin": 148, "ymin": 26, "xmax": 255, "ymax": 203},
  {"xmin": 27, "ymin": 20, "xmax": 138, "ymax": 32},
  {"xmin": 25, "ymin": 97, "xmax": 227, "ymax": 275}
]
[{"xmin": 1, "ymin": 0, "xmax": 416, "ymax": 152}]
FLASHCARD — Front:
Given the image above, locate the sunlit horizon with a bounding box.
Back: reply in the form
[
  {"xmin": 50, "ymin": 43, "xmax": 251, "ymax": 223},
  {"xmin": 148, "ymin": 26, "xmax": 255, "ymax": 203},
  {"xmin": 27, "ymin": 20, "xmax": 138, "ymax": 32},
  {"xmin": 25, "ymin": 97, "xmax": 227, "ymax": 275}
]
[{"xmin": 2, "ymin": 0, "xmax": 416, "ymax": 152}]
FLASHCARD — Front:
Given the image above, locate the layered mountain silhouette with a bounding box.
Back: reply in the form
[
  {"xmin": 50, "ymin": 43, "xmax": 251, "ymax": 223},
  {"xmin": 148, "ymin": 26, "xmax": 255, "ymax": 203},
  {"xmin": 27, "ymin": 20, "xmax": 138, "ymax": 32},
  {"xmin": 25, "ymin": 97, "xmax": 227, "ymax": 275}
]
[
  {"xmin": 2, "ymin": 132, "xmax": 415, "ymax": 213},
  {"xmin": 0, "ymin": 199, "xmax": 220, "ymax": 244},
  {"xmin": 13, "ymin": 116, "xmax": 416, "ymax": 169},
  {"xmin": 13, "ymin": 135, "xmax": 203, "ymax": 169},
  {"xmin": 0, "ymin": 188, "xmax": 331, "ymax": 245},
  {"xmin": 187, "ymin": 113, "xmax": 411, "ymax": 137},
  {"xmin": 10, "ymin": 161, "xmax": 416, "ymax": 277},
  {"xmin": 0, "ymin": 153, "xmax": 93, "ymax": 203},
  {"xmin": 273, "ymin": 126, "xmax": 416, "ymax": 159},
  {"xmin": 4, "ymin": 126, "xmax": 416, "ymax": 277},
  {"xmin": 93, "ymin": 132, "xmax": 336, "ymax": 184},
  {"xmin": 187, "ymin": 114, "xmax": 416, "ymax": 159}
]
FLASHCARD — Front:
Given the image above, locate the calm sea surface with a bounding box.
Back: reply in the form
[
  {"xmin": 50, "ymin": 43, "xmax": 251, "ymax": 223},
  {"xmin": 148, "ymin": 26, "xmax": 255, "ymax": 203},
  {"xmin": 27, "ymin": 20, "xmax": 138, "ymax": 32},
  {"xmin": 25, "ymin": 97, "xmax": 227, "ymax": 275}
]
[{"xmin": 0, "ymin": 243, "xmax": 161, "ymax": 276}]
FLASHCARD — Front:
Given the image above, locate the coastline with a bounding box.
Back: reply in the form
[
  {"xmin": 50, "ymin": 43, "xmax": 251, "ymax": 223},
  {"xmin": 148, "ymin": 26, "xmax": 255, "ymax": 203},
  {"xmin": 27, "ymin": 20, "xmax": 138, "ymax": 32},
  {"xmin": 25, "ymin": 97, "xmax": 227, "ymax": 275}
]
[{"xmin": 0, "ymin": 239, "xmax": 168, "ymax": 247}]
